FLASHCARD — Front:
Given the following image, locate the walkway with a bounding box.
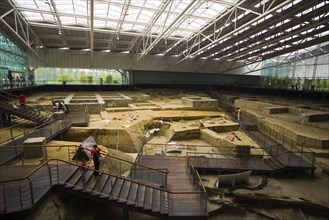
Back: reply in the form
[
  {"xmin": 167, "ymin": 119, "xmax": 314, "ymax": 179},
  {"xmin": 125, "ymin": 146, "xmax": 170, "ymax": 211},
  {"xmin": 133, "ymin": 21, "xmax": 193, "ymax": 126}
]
[
  {"xmin": 138, "ymin": 155, "xmax": 207, "ymax": 216},
  {"xmin": 0, "ymin": 159, "xmax": 208, "ymax": 219},
  {"xmin": 0, "ymin": 119, "xmax": 72, "ymax": 165}
]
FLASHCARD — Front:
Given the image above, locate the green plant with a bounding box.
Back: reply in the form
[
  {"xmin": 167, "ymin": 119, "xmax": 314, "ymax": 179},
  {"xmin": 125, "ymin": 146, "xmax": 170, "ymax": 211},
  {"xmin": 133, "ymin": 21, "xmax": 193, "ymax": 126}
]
[
  {"xmin": 57, "ymin": 73, "xmax": 73, "ymax": 82},
  {"xmin": 104, "ymin": 74, "xmax": 113, "ymax": 83}
]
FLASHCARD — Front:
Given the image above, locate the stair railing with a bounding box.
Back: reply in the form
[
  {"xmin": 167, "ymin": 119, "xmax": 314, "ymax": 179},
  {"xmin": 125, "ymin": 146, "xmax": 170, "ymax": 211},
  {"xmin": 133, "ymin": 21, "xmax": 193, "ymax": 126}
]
[
  {"xmin": 187, "ymin": 157, "xmax": 208, "ymax": 216},
  {"xmin": 0, "ymin": 91, "xmax": 53, "ymax": 124},
  {"xmin": 77, "ymin": 146, "xmax": 169, "ymax": 187},
  {"xmin": 1, "ymin": 159, "xmax": 208, "ymax": 216},
  {"xmin": 0, "ymin": 119, "xmax": 72, "ymax": 166},
  {"xmin": 0, "ymin": 160, "xmax": 52, "ymax": 214},
  {"xmin": 0, "ymin": 90, "xmax": 16, "ymax": 101},
  {"xmin": 214, "ymin": 93, "xmax": 316, "ymax": 170}
]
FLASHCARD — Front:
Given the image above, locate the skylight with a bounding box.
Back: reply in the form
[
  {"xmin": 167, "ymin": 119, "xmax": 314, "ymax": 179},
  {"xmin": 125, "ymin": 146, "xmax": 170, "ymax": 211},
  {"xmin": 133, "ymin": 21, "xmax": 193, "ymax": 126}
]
[{"xmin": 12, "ymin": 0, "xmax": 233, "ymax": 40}]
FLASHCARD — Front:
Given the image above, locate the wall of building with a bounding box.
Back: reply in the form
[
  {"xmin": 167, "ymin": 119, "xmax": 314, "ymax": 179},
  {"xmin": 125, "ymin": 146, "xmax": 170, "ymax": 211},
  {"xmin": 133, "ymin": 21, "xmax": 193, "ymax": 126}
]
[
  {"xmin": 28, "ymin": 48, "xmax": 231, "ymax": 75},
  {"xmin": 132, "ymin": 70, "xmax": 260, "ymax": 86},
  {"xmin": 27, "ymin": 49, "xmax": 261, "ymax": 86}
]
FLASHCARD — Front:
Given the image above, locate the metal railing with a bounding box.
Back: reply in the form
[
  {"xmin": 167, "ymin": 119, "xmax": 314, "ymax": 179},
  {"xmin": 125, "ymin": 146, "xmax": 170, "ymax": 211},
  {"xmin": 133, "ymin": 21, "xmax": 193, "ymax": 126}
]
[
  {"xmin": 212, "ymin": 91, "xmax": 316, "ymax": 169},
  {"xmin": 0, "ymin": 143, "xmax": 169, "ymax": 188},
  {"xmin": 187, "ymin": 157, "xmax": 208, "ymax": 216},
  {"xmin": 0, "ymin": 159, "xmax": 208, "ymax": 216},
  {"xmin": 0, "ymin": 161, "xmax": 52, "ymax": 214},
  {"xmin": 0, "ymin": 122, "xmax": 39, "ymax": 145},
  {"xmin": 0, "ymin": 119, "xmax": 72, "ymax": 165}
]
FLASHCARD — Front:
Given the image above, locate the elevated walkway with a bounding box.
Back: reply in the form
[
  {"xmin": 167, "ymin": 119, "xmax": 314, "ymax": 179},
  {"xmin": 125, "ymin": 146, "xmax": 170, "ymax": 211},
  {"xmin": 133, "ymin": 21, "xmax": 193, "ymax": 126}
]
[
  {"xmin": 0, "ymin": 119, "xmax": 72, "ymax": 165},
  {"xmin": 0, "ymin": 159, "xmax": 208, "ymax": 219},
  {"xmin": 205, "ymin": 89, "xmax": 316, "ymax": 176}
]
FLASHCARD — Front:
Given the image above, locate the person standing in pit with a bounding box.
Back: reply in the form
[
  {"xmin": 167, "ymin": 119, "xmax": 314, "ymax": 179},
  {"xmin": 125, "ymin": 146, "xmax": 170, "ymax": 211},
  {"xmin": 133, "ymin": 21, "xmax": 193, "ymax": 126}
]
[{"xmin": 236, "ymin": 107, "xmax": 241, "ymax": 121}]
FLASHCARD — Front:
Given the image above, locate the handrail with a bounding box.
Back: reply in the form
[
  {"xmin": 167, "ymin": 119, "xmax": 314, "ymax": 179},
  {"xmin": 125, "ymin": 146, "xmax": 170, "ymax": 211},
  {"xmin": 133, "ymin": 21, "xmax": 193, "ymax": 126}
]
[
  {"xmin": 0, "ymin": 143, "xmax": 169, "ymax": 176},
  {"xmin": 80, "ymin": 146, "xmax": 169, "ymax": 175},
  {"xmin": 186, "ymin": 150, "xmax": 270, "ymax": 158},
  {"xmin": 0, "ymin": 160, "xmax": 50, "ymax": 184},
  {"xmin": 214, "ymin": 93, "xmax": 316, "ymax": 169},
  {"xmin": 0, "ymin": 121, "xmax": 36, "ymax": 132},
  {"xmin": 0, "ymin": 90, "xmax": 16, "ymax": 101},
  {"xmin": 0, "ymin": 159, "xmax": 208, "ymax": 216},
  {"xmin": 0, "ymin": 159, "xmax": 194, "ymax": 194},
  {"xmin": 273, "ymin": 150, "xmax": 315, "ymax": 158},
  {"xmin": 187, "ymin": 159, "xmax": 206, "ymax": 193},
  {"xmin": 0, "ymin": 118, "xmax": 69, "ymax": 145}
]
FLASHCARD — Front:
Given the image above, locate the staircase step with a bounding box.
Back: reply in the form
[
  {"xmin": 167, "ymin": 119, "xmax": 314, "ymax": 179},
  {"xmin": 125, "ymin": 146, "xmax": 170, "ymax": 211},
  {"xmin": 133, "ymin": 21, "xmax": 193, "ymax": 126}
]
[
  {"xmin": 132, "ymin": 169, "xmax": 166, "ymax": 186},
  {"xmin": 135, "ymin": 185, "xmax": 146, "ymax": 208},
  {"xmin": 126, "ymin": 182, "xmax": 139, "ymax": 205},
  {"xmin": 84, "ymin": 175, "xmax": 99, "ymax": 193},
  {"xmin": 58, "ymin": 166, "xmax": 78, "ymax": 185},
  {"xmin": 64, "ymin": 169, "xmax": 82, "ymax": 188},
  {"xmin": 152, "ymin": 189, "xmax": 161, "ymax": 212},
  {"xmin": 73, "ymin": 170, "xmax": 94, "ymax": 191},
  {"xmin": 0, "ymin": 101, "xmax": 50, "ymax": 124},
  {"xmin": 160, "ymin": 191, "xmax": 169, "ymax": 215},
  {"xmin": 143, "ymin": 187, "xmax": 154, "ymax": 210},
  {"xmin": 117, "ymin": 181, "xmax": 132, "ymax": 203},
  {"xmin": 90, "ymin": 175, "xmax": 109, "ymax": 196},
  {"xmin": 109, "ymin": 178, "xmax": 124, "ymax": 200},
  {"xmin": 99, "ymin": 176, "xmax": 117, "ymax": 198}
]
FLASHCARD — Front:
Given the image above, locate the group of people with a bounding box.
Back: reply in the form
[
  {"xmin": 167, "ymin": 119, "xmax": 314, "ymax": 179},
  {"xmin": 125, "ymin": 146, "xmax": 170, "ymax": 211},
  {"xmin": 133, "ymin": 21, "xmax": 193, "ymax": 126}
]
[
  {"xmin": 52, "ymin": 100, "xmax": 69, "ymax": 114},
  {"xmin": 15, "ymin": 76, "xmax": 25, "ymax": 87},
  {"xmin": 79, "ymin": 144, "xmax": 103, "ymax": 181}
]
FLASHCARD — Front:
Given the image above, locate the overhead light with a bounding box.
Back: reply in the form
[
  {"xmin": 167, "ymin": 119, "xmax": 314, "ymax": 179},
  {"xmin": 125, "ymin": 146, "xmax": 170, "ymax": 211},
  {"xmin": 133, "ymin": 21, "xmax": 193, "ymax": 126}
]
[
  {"xmin": 116, "ymin": 35, "xmax": 119, "ymax": 40},
  {"xmin": 81, "ymin": 48, "xmax": 90, "ymax": 51},
  {"xmin": 59, "ymin": 47, "xmax": 69, "ymax": 50},
  {"xmin": 59, "ymin": 30, "xmax": 62, "ymax": 35},
  {"xmin": 101, "ymin": 49, "xmax": 111, "ymax": 52},
  {"xmin": 165, "ymin": 39, "xmax": 167, "ymax": 44},
  {"xmin": 36, "ymin": 45, "xmax": 44, "ymax": 48}
]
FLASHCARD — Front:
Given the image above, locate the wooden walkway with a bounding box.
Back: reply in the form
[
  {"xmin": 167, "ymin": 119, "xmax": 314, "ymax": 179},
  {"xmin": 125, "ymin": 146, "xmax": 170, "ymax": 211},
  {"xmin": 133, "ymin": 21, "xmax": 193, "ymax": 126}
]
[{"xmin": 138, "ymin": 155, "xmax": 207, "ymax": 216}]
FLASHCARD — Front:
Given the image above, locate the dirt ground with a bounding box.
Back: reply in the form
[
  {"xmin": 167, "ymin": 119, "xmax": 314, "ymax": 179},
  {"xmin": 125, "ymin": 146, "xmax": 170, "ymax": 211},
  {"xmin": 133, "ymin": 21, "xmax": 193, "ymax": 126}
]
[{"xmin": 1, "ymin": 89, "xmax": 329, "ymax": 219}]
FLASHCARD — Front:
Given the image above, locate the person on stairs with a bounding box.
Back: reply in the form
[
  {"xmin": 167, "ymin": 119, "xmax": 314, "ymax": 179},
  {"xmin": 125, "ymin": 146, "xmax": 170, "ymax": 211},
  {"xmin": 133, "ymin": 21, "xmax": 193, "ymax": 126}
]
[
  {"xmin": 91, "ymin": 144, "xmax": 102, "ymax": 177},
  {"xmin": 80, "ymin": 160, "xmax": 89, "ymax": 181}
]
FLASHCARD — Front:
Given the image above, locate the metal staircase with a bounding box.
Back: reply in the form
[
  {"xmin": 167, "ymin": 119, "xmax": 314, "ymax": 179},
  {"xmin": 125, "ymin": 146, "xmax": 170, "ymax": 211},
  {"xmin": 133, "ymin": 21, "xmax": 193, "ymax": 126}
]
[
  {"xmin": 0, "ymin": 91, "xmax": 52, "ymax": 125},
  {"xmin": 0, "ymin": 100, "xmax": 52, "ymax": 125},
  {"xmin": 53, "ymin": 165, "xmax": 168, "ymax": 215},
  {"xmin": 206, "ymin": 88, "xmax": 316, "ymax": 175},
  {"xmin": 1, "ymin": 159, "xmax": 207, "ymax": 218}
]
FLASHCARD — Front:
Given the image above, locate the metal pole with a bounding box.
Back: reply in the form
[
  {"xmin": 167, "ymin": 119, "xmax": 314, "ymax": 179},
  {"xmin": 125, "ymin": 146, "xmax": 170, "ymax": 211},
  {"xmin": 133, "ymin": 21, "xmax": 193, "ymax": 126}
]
[{"xmin": 28, "ymin": 179, "xmax": 34, "ymax": 205}]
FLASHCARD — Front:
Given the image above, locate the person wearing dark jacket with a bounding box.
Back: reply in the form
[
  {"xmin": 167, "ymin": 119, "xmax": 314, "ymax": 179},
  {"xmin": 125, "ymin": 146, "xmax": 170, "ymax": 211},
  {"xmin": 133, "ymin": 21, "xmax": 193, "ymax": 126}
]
[{"xmin": 91, "ymin": 144, "xmax": 102, "ymax": 176}]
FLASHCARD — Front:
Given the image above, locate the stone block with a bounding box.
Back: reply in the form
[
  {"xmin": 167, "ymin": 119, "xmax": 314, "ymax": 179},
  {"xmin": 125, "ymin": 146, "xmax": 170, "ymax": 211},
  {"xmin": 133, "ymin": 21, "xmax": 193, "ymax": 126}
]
[
  {"xmin": 263, "ymin": 107, "xmax": 289, "ymax": 114},
  {"xmin": 182, "ymin": 96, "xmax": 218, "ymax": 110},
  {"xmin": 23, "ymin": 137, "xmax": 46, "ymax": 159}
]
